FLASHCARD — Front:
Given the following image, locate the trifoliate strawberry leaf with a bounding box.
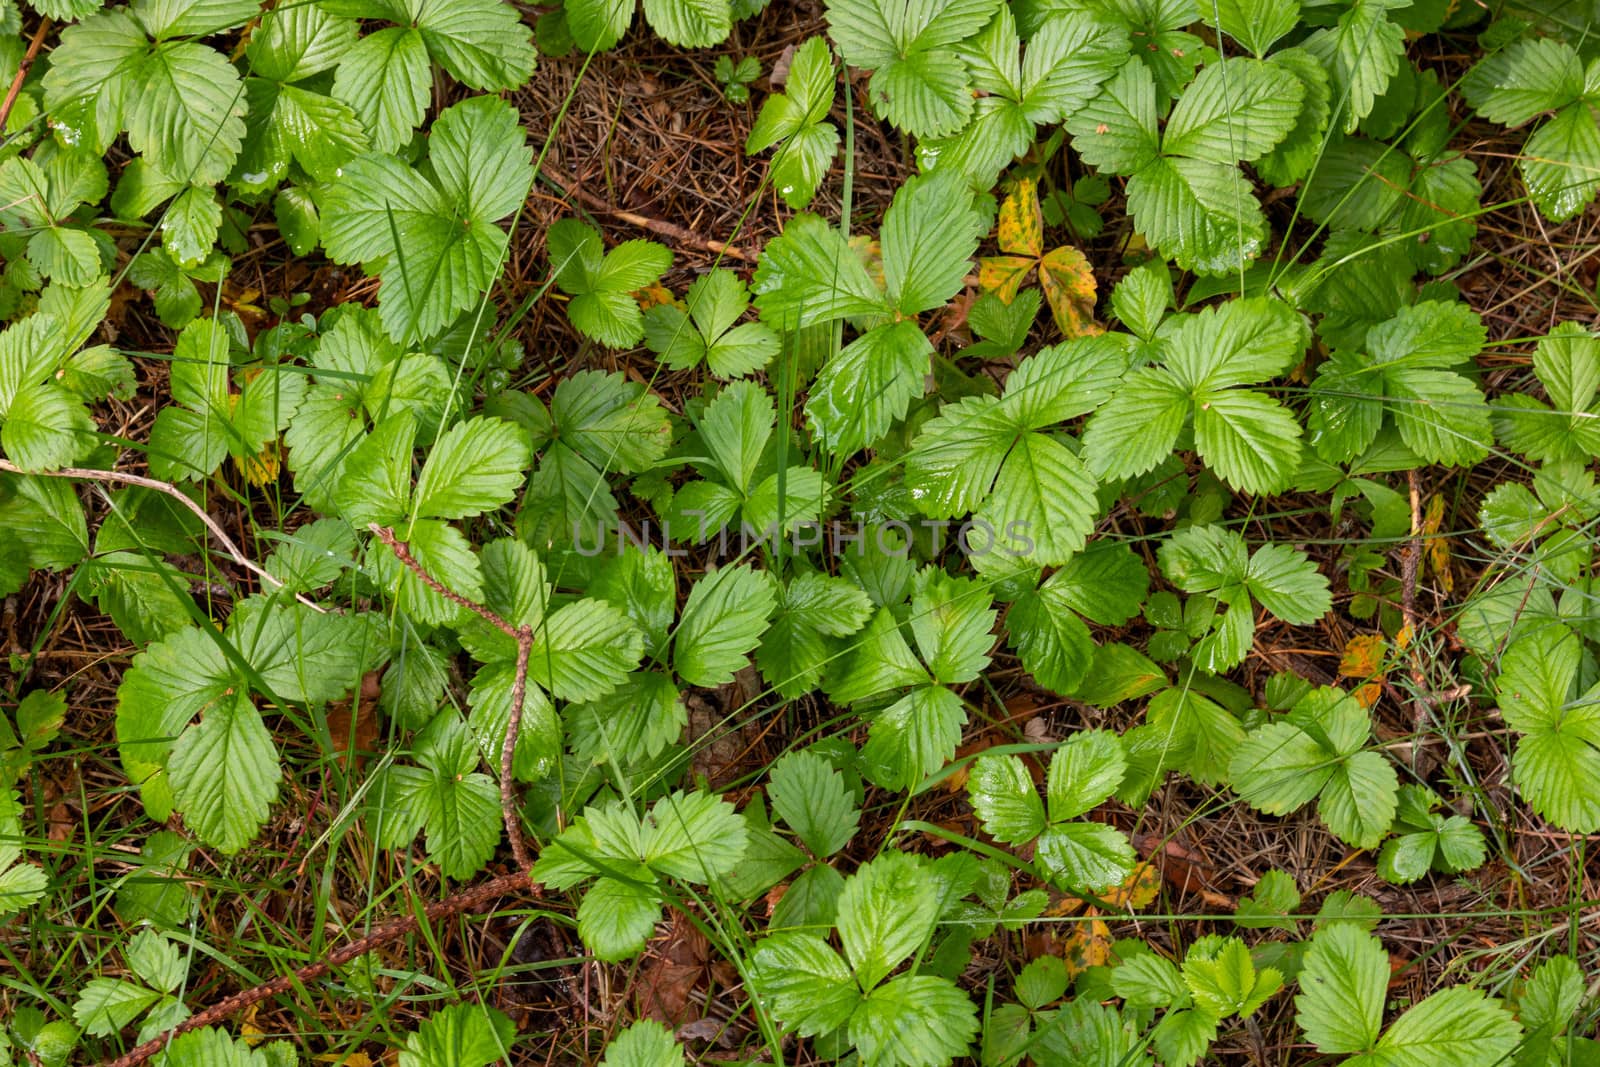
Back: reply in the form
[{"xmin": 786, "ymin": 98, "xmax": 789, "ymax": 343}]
[
  {"xmin": 532, "ymin": 791, "xmax": 746, "ymax": 958},
  {"xmin": 322, "ymin": 96, "xmax": 533, "ymax": 343},
  {"xmin": 1009, "ymin": 543, "xmax": 1149, "ymax": 695},
  {"xmin": 643, "ymin": 270, "xmax": 780, "ymax": 377},
  {"xmin": 1229, "ymin": 687, "xmax": 1398, "ymax": 848},
  {"xmin": 328, "ymin": 0, "xmax": 533, "ymax": 151},
  {"xmin": 1494, "ymin": 624, "xmax": 1600, "ymax": 833},
  {"xmin": 1377, "ymin": 785, "xmax": 1486, "ymax": 884},
  {"xmin": 907, "ymin": 336, "xmax": 1122, "ymax": 565},
  {"xmin": 369, "ymin": 711, "xmax": 501, "ymax": 879},
  {"xmin": 0, "ymin": 151, "xmax": 108, "ymax": 285},
  {"xmin": 1297, "ymin": 925, "xmax": 1520, "ymax": 1063},
  {"xmin": 825, "ymin": 0, "xmax": 1001, "ymax": 138},
  {"xmin": 148, "ymin": 317, "xmax": 307, "ymax": 483},
  {"xmin": 1156, "ymin": 525, "xmax": 1330, "ymax": 672},
  {"xmin": 1071, "ymin": 53, "xmax": 1301, "ymax": 273},
  {"xmin": 971, "ymin": 729, "xmax": 1134, "ymax": 891},
  {"xmin": 548, "ymin": 219, "xmax": 673, "ymax": 348},
  {"xmin": 1085, "ymin": 297, "xmax": 1307, "ymax": 494},
  {"xmin": 673, "ymin": 564, "xmax": 775, "ymax": 687},
  {"xmin": 1308, "ymin": 300, "xmax": 1491, "ymax": 467},
  {"xmin": 519, "ymin": 371, "xmax": 671, "ymax": 546},
  {"xmin": 747, "ymin": 36, "xmax": 839, "ymax": 209},
  {"xmin": 920, "ymin": 7, "xmax": 1124, "ymax": 184},
  {"xmin": 757, "ymin": 570, "xmax": 874, "ymax": 698}
]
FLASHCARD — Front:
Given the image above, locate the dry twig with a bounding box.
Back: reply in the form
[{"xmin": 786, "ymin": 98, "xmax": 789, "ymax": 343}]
[
  {"xmin": 370, "ymin": 523, "xmax": 537, "ymax": 872},
  {"xmin": 543, "ymin": 169, "xmax": 760, "ymax": 262},
  {"xmin": 0, "ymin": 458, "xmax": 326, "ymax": 613},
  {"xmin": 99, "ymin": 871, "xmax": 531, "ymax": 1067},
  {"xmin": 0, "ymin": 17, "xmax": 50, "ymax": 132}
]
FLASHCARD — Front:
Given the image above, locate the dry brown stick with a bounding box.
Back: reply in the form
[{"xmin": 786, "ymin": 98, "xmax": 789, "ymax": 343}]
[
  {"xmin": 0, "ymin": 458, "xmax": 326, "ymax": 614},
  {"xmin": 369, "ymin": 523, "xmax": 535, "ymax": 874},
  {"xmin": 0, "ymin": 17, "xmax": 50, "ymax": 134},
  {"xmin": 504, "ymin": 623, "xmax": 536, "ymax": 872},
  {"xmin": 369, "ymin": 523, "xmax": 518, "ymax": 634},
  {"xmin": 542, "ymin": 170, "xmax": 759, "ymax": 263},
  {"xmin": 98, "ymin": 869, "xmax": 531, "ymax": 1067}
]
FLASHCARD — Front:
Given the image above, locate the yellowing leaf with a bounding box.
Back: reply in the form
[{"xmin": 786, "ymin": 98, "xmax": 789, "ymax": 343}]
[
  {"xmin": 1423, "ymin": 493, "xmax": 1453, "ymax": 593},
  {"xmin": 1098, "ymin": 861, "xmax": 1161, "ymax": 911},
  {"xmin": 997, "ymin": 178, "xmax": 1044, "ymax": 258},
  {"xmin": 1058, "ymin": 917, "xmax": 1113, "ymax": 978},
  {"xmin": 1039, "ymin": 245, "xmax": 1099, "ymax": 339},
  {"xmin": 978, "ymin": 254, "xmax": 1036, "ymax": 302},
  {"xmin": 1339, "ymin": 634, "xmax": 1388, "ymax": 708},
  {"xmin": 234, "ymin": 443, "xmax": 282, "ymax": 486}
]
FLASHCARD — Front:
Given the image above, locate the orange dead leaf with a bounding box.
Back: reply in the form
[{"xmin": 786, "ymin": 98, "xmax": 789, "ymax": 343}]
[
  {"xmin": 997, "ymin": 178, "xmax": 1044, "ymax": 258},
  {"xmin": 1339, "ymin": 634, "xmax": 1388, "ymax": 708},
  {"xmin": 636, "ymin": 282, "xmax": 675, "ymax": 310},
  {"xmin": 1039, "ymin": 245, "xmax": 1100, "ymax": 339}
]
